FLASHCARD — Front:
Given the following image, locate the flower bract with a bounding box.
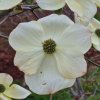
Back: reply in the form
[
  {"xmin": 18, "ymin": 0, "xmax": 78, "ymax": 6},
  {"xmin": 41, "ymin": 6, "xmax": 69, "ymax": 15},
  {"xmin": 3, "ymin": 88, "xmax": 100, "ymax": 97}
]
[
  {"xmin": 0, "ymin": 73, "xmax": 31, "ymax": 100},
  {"xmin": 36, "ymin": 0, "xmax": 97, "ymax": 23},
  {"xmin": 88, "ymin": 18, "xmax": 100, "ymax": 51},
  {"xmin": 0, "ymin": 0, "xmax": 22, "ymax": 10},
  {"xmin": 9, "ymin": 14, "xmax": 91, "ymax": 78}
]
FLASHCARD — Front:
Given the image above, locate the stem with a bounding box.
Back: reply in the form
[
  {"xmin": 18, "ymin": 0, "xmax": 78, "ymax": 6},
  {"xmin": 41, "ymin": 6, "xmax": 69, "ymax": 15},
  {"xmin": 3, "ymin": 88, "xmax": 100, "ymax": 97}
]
[
  {"xmin": 70, "ymin": 88, "xmax": 78, "ymax": 97},
  {"xmin": 76, "ymin": 78, "xmax": 87, "ymax": 100},
  {"xmin": 21, "ymin": 4, "xmax": 39, "ymax": 10},
  {"xmin": 0, "ymin": 15, "xmax": 9, "ymax": 25},
  {"xmin": 0, "ymin": 32, "xmax": 8, "ymax": 39},
  {"xmin": 32, "ymin": 11, "xmax": 40, "ymax": 19},
  {"xmin": 75, "ymin": 79, "xmax": 81, "ymax": 97},
  {"xmin": 50, "ymin": 94, "xmax": 53, "ymax": 100},
  {"xmin": 85, "ymin": 57, "xmax": 100, "ymax": 67}
]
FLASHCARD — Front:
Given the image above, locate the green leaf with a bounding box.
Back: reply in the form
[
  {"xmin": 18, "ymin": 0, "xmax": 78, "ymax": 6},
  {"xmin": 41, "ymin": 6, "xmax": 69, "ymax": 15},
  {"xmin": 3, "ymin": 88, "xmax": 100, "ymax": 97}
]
[
  {"xmin": 88, "ymin": 94, "xmax": 100, "ymax": 100},
  {"xmin": 24, "ymin": 0, "xmax": 34, "ymax": 4},
  {"xmin": 24, "ymin": 90, "xmax": 73, "ymax": 100}
]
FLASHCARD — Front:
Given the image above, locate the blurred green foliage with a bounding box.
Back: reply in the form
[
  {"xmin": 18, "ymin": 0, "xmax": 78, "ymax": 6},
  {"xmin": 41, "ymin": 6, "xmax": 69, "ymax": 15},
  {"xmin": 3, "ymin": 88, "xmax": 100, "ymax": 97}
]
[
  {"xmin": 24, "ymin": 0, "xmax": 34, "ymax": 4},
  {"xmin": 87, "ymin": 94, "xmax": 100, "ymax": 100},
  {"xmin": 95, "ymin": 12, "xmax": 100, "ymax": 21},
  {"xmin": 24, "ymin": 90, "xmax": 73, "ymax": 100}
]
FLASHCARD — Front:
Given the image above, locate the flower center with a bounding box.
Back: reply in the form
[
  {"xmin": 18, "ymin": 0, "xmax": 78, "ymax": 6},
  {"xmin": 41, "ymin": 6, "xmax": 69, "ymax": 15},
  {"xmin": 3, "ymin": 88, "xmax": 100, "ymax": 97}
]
[
  {"xmin": 95, "ymin": 29, "xmax": 100, "ymax": 37},
  {"xmin": 42, "ymin": 39, "xmax": 56, "ymax": 54},
  {"xmin": 0, "ymin": 84, "xmax": 6, "ymax": 93}
]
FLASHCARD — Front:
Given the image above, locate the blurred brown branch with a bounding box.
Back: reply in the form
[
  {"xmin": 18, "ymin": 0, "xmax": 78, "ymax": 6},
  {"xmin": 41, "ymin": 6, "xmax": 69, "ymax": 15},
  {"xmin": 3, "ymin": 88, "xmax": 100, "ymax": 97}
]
[
  {"xmin": 0, "ymin": 31, "xmax": 8, "ymax": 39},
  {"xmin": 85, "ymin": 57, "xmax": 100, "ymax": 67}
]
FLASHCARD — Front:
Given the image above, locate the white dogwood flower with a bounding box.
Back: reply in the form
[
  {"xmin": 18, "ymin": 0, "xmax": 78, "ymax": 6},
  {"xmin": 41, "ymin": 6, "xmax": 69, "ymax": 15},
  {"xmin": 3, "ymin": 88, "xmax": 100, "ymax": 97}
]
[
  {"xmin": 9, "ymin": 14, "xmax": 91, "ymax": 79},
  {"xmin": 36, "ymin": 0, "xmax": 97, "ymax": 23},
  {"xmin": 0, "ymin": 0, "xmax": 22, "ymax": 10},
  {"xmin": 88, "ymin": 18, "xmax": 100, "ymax": 51},
  {"xmin": 0, "ymin": 73, "xmax": 31, "ymax": 100}
]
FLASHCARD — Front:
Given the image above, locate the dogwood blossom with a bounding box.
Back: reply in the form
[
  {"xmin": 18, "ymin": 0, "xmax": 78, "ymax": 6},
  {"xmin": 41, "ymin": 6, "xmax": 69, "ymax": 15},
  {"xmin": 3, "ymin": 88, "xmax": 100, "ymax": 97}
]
[
  {"xmin": 75, "ymin": 14, "xmax": 100, "ymax": 51},
  {"xmin": 9, "ymin": 14, "xmax": 91, "ymax": 78},
  {"xmin": 0, "ymin": 0, "xmax": 22, "ymax": 10},
  {"xmin": 36, "ymin": 0, "xmax": 97, "ymax": 23},
  {"xmin": 0, "ymin": 73, "xmax": 31, "ymax": 100},
  {"xmin": 88, "ymin": 18, "xmax": 100, "ymax": 51}
]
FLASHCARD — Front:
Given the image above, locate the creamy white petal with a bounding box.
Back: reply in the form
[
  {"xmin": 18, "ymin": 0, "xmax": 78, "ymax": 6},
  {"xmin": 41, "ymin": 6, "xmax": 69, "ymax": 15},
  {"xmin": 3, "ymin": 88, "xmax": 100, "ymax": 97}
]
[
  {"xmin": 0, "ymin": 94, "xmax": 11, "ymax": 100},
  {"xmin": 93, "ymin": 43, "xmax": 100, "ymax": 51},
  {"xmin": 38, "ymin": 14, "xmax": 74, "ymax": 42},
  {"xmin": 89, "ymin": 18, "xmax": 100, "ymax": 30},
  {"xmin": 74, "ymin": 13, "xmax": 92, "ymax": 26},
  {"xmin": 56, "ymin": 48, "xmax": 83, "ymax": 57},
  {"xmin": 59, "ymin": 24, "xmax": 91, "ymax": 54},
  {"xmin": 91, "ymin": 34, "xmax": 100, "ymax": 45},
  {"xmin": 65, "ymin": 0, "xmax": 97, "ymax": 21},
  {"xmin": 54, "ymin": 51, "xmax": 87, "ymax": 79},
  {"xmin": 9, "ymin": 21, "xmax": 44, "ymax": 52},
  {"xmin": 14, "ymin": 51, "xmax": 45, "ymax": 75},
  {"xmin": 36, "ymin": 0, "xmax": 65, "ymax": 10},
  {"xmin": 4, "ymin": 84, "xmax": 31, "ymax": 99},
  {"xmin": 92, "ymin": 0, "xmax": 100, "ymax": 7},
  {"xmin": 0, "ymin": 0, "xmax": 22, "ymax": 10},
  {"xmin": 88, "ymin": 18, "xmax": 100, "ymax": 51},
  {"xmin": 25, "ymin": 55, "xmax": 75, "ymax": 95},
  {"xmin": 92, "ymin": 34, "xmax": 100, "ymax": 51},
  {"xmin": 0, "ymin": 73, "xmax": 13, "ymax": 88}
]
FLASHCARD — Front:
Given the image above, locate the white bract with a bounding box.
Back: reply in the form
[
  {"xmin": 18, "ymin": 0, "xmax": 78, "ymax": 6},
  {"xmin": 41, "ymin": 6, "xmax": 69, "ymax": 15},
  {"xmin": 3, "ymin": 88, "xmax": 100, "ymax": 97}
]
[
  {"xmin": 36, "ymin": 0, "xmax": 97, "ymax": 23},
  {"xmin": 0, "ymin": 0, "xmax": 22, "ymax": 10},
  {"xmin": 88, "ymin": 18, "xmax": 100, "ymax": 51},
  {"xmin": 0, "ymin": 73, "xmax": 31, "ymax": 100},
  {"xmin": 74, "ymin": 0, "xmax": 100, "ymax": 25},
  {"xmin": 25, "ymin": 58, "xmax": 76, "ymax": 94},
  {"xmin": 92, "ymin": 0, "xmax": 100, "ymax": 7},
  {"xmin": 74, "ymin": 13, "xmax": 92, "ymax": 26},
  {"xmin": 9, "ymin": 14, "xmax": 92, "ymax": 79}
]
